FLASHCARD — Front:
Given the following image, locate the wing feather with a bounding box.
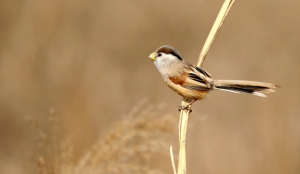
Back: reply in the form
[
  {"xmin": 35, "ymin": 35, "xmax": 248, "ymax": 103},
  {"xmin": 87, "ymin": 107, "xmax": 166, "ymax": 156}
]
[
  {"xmin": 181, "ymin": 71, "xmax": 212, "ymax": 90},
  {"xmin": 168, "ymin": 63, "xmax": 214, "ymax": 91}
]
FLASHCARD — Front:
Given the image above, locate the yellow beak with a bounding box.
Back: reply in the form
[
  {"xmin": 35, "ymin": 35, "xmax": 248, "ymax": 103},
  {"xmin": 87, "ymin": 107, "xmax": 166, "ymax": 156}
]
[{"xmin": 149, "ymin": 52, "xmax": 155, "ymax": 60}]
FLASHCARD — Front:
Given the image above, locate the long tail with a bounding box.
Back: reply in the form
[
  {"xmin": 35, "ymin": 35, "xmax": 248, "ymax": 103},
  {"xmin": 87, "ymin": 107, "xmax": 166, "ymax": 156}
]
[{"xmin": 213, "ymin": 80, "xmax": 280, "ymax": 97}]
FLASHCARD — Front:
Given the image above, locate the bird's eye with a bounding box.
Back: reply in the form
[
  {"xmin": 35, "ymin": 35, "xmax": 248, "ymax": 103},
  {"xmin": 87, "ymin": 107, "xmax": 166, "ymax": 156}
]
[{"xmin": 157, "ymin": 53, "xmax": 162, "ymax": 57}]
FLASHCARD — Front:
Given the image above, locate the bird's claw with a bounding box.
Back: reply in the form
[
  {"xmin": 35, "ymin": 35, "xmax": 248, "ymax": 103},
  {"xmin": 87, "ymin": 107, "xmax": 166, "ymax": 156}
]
[{"xmin": 178, "ymin": 105, "xmax": 192, "ymax": 113}]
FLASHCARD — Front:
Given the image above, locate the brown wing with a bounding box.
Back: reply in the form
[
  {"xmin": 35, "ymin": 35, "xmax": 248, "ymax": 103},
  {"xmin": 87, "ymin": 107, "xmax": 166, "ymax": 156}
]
[
  {"xmin": 181, "ymin": 72, "xmax": 211, "ymax": 90},
  {"xmin": 169, "ymin": 65, "xmax": 214, "ymax": 91}
]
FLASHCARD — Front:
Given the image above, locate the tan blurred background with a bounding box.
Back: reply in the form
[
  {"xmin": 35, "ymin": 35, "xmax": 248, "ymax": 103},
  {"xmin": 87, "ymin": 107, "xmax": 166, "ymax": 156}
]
[{"xmin": 0, "ymin": 0, "xmax": 299, "ymax": 173}]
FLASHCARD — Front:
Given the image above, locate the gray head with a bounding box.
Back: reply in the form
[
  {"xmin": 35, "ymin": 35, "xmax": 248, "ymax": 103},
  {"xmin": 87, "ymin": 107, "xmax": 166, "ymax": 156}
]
[
  {"xmin": 149, "ymin": 45, "xmax": 184, "ymax": 79},
  {"xmin": 149, "ymin": 45, "xmax": 183, "ymax": 60}
]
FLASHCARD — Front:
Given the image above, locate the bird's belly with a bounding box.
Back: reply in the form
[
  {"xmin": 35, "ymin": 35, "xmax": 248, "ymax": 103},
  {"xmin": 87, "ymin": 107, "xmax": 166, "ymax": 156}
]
[
  {"xmin": 187, "ymin": 89, "xmax": 208, "ymax": 100},
  {"xmin": 166, "ymin": 79, "xmax": 209, "ymax": 100},
  {"xmin": 174, "ymin": 87, "xmax": 209, "ymax": 100}
]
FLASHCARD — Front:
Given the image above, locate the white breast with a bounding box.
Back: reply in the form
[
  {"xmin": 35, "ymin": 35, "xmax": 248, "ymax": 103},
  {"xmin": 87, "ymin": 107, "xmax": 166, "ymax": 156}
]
[{"xmin": 153, "ymin": 53, "xmax": 182, "ymax": 80}]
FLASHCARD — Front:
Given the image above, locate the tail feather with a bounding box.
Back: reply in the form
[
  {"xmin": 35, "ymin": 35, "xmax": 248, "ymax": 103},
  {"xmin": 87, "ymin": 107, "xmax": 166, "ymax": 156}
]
[{"xmin": 213, "ymin": 80, "xmax": 280, "ymax": 97}]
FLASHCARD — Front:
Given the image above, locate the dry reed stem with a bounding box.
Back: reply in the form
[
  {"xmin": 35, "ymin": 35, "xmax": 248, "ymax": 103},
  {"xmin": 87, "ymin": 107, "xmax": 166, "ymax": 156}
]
[
  {"xmin": 176, "ymin": 1, "xmax": 236, "ymax": 174},
  {"xmin": 170, "ymin": 146, "xmax": 177, "ymax": 174},
  {"xmin": 177, "ymin": 98, "xmax": 192, "ymax": 174},
  {"xmin": 197, "ymin": 0, "xmax": 236, "ymax": 67}
]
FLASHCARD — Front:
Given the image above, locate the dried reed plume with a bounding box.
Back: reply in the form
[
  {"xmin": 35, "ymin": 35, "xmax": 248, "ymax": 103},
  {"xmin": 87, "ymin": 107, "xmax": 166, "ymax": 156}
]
[{"xmin": 27, "ymin": 101, "xmax": 178, "ymax": 174}]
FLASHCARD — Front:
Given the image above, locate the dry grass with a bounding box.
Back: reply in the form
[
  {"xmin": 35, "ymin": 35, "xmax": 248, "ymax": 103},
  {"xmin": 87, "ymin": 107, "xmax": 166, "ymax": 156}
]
[{"xmin": 26, "ymin": 101, "xmax": 177, "ymax": 174}]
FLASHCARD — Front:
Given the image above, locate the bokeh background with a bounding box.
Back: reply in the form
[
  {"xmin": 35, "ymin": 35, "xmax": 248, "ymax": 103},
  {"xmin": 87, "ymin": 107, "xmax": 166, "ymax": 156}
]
[{"xmin": 0, "ymin": 0, "xmax": 299, "ymax": 173}]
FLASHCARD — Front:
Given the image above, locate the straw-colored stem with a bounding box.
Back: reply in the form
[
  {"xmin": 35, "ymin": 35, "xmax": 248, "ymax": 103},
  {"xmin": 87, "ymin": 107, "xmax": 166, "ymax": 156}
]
[
  {"xmin": 170, "ymin": 146, "xmax": 177, "ymax": 174},
  {"xmin": 197, "ymin": 0, "xmax": 235, "ymax": 67},
  {"xmin": 177, "ymin": 98, "xmax": 192, "ymax": 174},
  {"xmin": 176, "ymin": 1, "xmax": 236, "ymax": 174}
]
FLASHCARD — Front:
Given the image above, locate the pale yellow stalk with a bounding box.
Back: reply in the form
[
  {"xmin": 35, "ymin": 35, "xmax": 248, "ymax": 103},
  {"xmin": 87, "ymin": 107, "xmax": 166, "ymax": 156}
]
[{"xmin": 175, "ymin": 1, "xmax": 236, "ymax": 174}]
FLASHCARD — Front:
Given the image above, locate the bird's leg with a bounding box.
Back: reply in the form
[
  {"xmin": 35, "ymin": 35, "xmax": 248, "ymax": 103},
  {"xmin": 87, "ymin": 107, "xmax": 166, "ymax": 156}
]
[
  {"xmin": 182, "ymin": 99, "xmax": 197, "ymax": 109},
  {"xmin": 178, "ymin": 106, "xmax": 192, "ymax": 112},
  {"xmin": 178, "ymin": 99, "xmax": 197, "ymax": 112}
]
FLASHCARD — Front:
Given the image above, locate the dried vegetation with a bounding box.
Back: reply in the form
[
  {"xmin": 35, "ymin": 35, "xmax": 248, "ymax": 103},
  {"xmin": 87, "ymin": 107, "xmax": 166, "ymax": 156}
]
[{"xmin": 26, "ymin": 101, "xmax": 177, "ymax": 174}]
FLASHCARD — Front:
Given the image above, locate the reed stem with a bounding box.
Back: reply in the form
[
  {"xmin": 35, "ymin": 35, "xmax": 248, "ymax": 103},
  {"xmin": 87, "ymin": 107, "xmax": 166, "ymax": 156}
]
[{"xmin": 175, "ymin": 1, "xmax": 236, "ymax": 174}]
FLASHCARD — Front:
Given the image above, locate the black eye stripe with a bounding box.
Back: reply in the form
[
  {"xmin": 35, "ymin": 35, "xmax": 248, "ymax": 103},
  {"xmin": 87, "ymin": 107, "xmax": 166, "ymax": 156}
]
[
  {"xmin": 157, "ymin": 51, "xmax": 183, "ymax": 60},
  {"xmin": 155, "ymin": 46, "xmax": 183, "ymax": 60},
  {"xmin": 170, "ymin": 51, "xmax": 182, "ymax": 60}
]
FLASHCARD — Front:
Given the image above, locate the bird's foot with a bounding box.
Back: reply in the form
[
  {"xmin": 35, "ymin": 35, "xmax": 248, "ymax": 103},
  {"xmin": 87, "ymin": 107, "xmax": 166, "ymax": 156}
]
[{"xmin": 178, "ymin": 105, "xmax": 192, "ymax": 113}]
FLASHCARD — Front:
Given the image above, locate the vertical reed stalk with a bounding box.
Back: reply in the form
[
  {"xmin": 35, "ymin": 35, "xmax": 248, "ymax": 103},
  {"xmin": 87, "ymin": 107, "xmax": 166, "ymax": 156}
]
[{"xmin": 170, "ymin": 1, "xmax": 236, "ymax": 174}]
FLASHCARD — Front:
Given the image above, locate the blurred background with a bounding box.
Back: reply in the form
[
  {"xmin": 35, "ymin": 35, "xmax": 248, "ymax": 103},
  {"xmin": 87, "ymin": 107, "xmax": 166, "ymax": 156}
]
[{"xmin": 0, "ymin": 0, "xmax": 299, "ymax": 173}]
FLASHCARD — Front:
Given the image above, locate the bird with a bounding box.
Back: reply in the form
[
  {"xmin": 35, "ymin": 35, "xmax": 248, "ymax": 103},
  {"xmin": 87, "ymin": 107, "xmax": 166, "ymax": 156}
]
[{"xmin": 149, "ymin": 45, "xmax": 280, "ymax": 112}]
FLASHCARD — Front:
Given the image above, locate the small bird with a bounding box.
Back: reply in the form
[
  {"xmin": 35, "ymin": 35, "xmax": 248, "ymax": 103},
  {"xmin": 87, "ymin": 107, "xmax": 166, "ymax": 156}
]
[{"xmin": 149, "ymin": 45, "xmax": 279, "ymax": 112}]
